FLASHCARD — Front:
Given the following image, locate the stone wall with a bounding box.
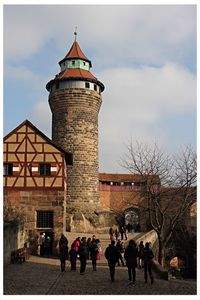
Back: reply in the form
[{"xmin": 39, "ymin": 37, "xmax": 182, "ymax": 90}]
[
  {"xmin": 135, "ymin": 230, "xmax": 169, "ymax": 280},
  {"xmin": 49, "ymin": 88, "xmax": 102, "ymax": 206},
  {"xmin": 100, "ymin": 189, "xmax": 149, "ymax": 230},
  {"xmin": 4, "ymin": 189, "xmax": 65, "ymax": 254},
  {"xmin": 4, "ymin": 223, "xmax": 23, "ymax": 265}
]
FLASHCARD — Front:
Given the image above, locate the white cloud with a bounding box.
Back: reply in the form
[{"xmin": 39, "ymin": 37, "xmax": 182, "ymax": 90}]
[
  {"xmin": 4, "ymin": 5, "xmax": 196, "ymax": 68},
  {"xmin": 3, "ymin": 4, "xmax": 196, "ymax": 173},
  {"xmin": 4, "ymin": 65, "xmax": 42, "ymax": 87},
  {"xmin": 98, "ymin": 63, "xmax": 196, "ymax": 172},
  {"xmin": 99, "ymin": 63, "xmax": 196, "ymax": 123},
  {"xmin": 29, "ymin": 97, "xmax": 51, "ymax": 138}
]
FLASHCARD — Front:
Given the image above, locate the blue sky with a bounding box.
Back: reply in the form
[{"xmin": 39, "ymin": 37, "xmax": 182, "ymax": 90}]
[{"xmin": 3, "ymin": 4, "xmax": 197, "ymax": 173}]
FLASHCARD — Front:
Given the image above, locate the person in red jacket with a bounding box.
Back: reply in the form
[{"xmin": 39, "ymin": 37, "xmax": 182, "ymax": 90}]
[{"xmin": 74, "ymin": 237, "xmax": 81, "ymax": 253}]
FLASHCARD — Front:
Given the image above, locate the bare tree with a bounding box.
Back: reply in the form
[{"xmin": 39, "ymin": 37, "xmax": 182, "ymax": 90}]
[{"xmin": 120, "ymin": 141, "xmax": 196, "ymax": 266}]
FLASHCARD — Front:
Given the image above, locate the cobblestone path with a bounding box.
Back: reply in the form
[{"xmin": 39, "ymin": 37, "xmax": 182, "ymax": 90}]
[{"xmin": 3, "ymin": 233, "xmax": 197, "ymax": 295}]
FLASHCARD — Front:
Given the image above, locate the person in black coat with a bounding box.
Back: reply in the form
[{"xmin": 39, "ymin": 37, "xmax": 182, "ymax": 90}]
[
  {"xmin": 78, "ymin": 237, "xmax": 89, "ymax": 274},
  {"xmin": 116, "ymin": 240, "xmax": 125, "ymax": 266},
  {"xmin": 69, "ymin": 242, "xmax": 77, "ymax": 271},
  {"xmin": 124, "ymin": 239, "xmax": 138, "ymax": 285},
  {"xmin": 105, "ymin": 240, "xmax": 120, "ymax": 282},
  {"xmin": 59, "ymin": 234, "xmax": 68, "ymax": 272},
  {"xmin": 90, "ymin": 239, "xmax": 99, "ymax": 271},
  {"xmin": 138, "ymin": 240, "xmax": 144, "ymax": 268},
  {"xmin": 142, "ymin": 242, "xmax": 154, "ymax": 284}
]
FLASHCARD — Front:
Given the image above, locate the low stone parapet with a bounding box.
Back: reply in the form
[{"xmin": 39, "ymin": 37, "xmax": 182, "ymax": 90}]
[
  {"xmin": 152, "ymin": 259, "xmax": 169, "ymax": 280},
  {"xmin": 135, "ymin": 230, "xmax": 168, "ymax": 280}
]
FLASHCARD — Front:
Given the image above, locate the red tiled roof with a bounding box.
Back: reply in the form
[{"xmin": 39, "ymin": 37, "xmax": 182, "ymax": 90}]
[
  {"xmin": 99, "ymin": 173, "xmax": 160, "ymax": 183},
  {"xmin": 56, "ymin": 68, "xmax": 97, "ymax": 81},
  {"xmin": 99, "ymin": 173, "xmax": 145, "ymax": 182},
  {"xmin": 46, "ymin": 68, "xmax": 105, "ymax": 92},
  {"xmin": 60, "ymin": 41, "xmax": 91, "ymax": 66}
]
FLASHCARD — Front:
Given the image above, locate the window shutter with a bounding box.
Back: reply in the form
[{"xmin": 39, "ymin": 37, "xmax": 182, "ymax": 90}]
[
  {"xmin": 31, "ymin": 163, "xmax": 39, "ymax": 176},
  {"xmin": 50, "ymin": 163, "xmax": 57, "ymax": 176},
  {"xmin": 12, "ymin": 163, "xmax": 20, "ymax": 176}
]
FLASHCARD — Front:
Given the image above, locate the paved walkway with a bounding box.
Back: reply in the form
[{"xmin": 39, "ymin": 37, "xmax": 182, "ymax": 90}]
[{"xmin": 3, "ymin": 232, "xmax": 197, "ymax": 295}]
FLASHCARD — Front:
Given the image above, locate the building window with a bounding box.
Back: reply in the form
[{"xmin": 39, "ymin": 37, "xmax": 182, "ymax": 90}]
[
  {"xmin": 36, "ymin": 211, "xmax": 53, "ymax": 228},
  {"xmin": 134, "ymin": 182, "xmax": 145, "ymax": 186},
  {"xmin": 72, "ymin": 60, "xmax": 75, "ymax": 65},
  {"xmin": 123, "ymin": 182, "xmax": 132, "ymax": 186},
  {"xmin": 113, "ymin": 182, "xmax": 120, "ymax": 186},
  {"xmin": 56, "ymin": 82, "xmax": 59, "ymax": 89},
  {"xmin": 94, "ymin": 84, "xmax": 97, "ymax": 91},
  {"xmin": 83, "ymin": 62, "xmax": 86, "ymax": 66},
  {"xmin": 85, "ymin": 82, "xmax": 90, "ymax": 89},
  {"xmin": 3, "ymin": 163, "xmax": 13, "ymax": 176},
  {"xmin": 39, "ymin": 163, "xmax": 51, "ymax": 176}
]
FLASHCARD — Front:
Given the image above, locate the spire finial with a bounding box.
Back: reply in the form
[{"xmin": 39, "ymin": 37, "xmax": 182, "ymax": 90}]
[{"xmin": 74, "ymin": 26, "xmax": 77, "ymax": 41}]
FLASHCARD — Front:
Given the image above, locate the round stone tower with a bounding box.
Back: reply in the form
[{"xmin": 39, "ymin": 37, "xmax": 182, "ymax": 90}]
[{"xmin": 46, "ymin": 35, "xmax": 104, "ymax": 216}]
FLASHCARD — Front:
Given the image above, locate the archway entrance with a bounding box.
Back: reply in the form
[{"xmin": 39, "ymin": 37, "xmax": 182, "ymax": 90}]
[{"xmin": 124, "ymin": 208, "xmax": 140, "ymax": 232}]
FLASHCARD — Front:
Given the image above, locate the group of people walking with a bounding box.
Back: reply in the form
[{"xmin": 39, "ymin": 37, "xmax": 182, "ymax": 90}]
[
  {"xmin": 105, "ymin": 239, "xmax": 154, "ymax": 285},
  {"xmin": 58, "ymin": 234, "xmax": 101, "ymax": 274},
  {"xmin": 109, "ymin": 226, "xmax": 128, "ymax": 241},
  {"xmin": 58, "ymin": 232, "xmax": 154, "ymax": 286}
]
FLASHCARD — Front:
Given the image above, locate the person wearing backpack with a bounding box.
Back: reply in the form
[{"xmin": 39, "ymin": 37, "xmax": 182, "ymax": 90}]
[{"xmin": 142, "ymin": 242, "xmax": 154, "ymax": 284}]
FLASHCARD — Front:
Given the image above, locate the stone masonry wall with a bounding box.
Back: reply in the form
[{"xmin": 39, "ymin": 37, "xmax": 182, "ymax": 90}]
[
  {"xmin": 4, "ymin": 190, "xmax": 64, "ymax": 254},
  {"xmin": 99, "ymin": 189, "xmax": 149, "ymax": 231},
  {"xmin": 49, "ymin": 88, "xmax": 102, "ymax": 206}
]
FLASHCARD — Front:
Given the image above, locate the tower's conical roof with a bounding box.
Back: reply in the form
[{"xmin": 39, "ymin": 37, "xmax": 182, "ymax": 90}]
[
  {"xmin": 59, "ymin": 41, "xmax": 92, "ymax": 67},
  {"xmin": 46, "ymin": 36, "xmax": 104, "ymax": 92}
]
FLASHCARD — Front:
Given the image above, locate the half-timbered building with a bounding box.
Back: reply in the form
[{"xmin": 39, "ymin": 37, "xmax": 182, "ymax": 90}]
[{"xmin": 3, "ymin": 120, "xmax": 72, "ymax": 254}]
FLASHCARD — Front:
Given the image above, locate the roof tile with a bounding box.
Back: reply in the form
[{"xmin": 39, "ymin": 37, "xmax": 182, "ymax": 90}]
[
  {"xmin": 60, "ymin": 41, "xmax": 91, "ymax": 67},
  {"xmin": 56, "ymin": 68, "xmax": 97, "ymax": 80}
]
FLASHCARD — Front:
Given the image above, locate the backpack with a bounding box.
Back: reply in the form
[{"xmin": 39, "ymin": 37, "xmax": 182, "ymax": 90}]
[{"xmin": 70, "ymin": 249, "xmax": 77, "ymax": 259}]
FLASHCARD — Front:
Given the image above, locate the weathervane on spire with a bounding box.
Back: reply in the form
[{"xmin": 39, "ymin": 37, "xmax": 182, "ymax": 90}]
[{"xmin": 74, "ymin": 26, "xmax": 78, "ymax": 41}]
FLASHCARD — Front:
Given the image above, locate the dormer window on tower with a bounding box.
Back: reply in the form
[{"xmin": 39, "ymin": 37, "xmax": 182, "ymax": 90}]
[{"xmin": 85, "ymin": 82, "xmax": 90, "ymax": 89}]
